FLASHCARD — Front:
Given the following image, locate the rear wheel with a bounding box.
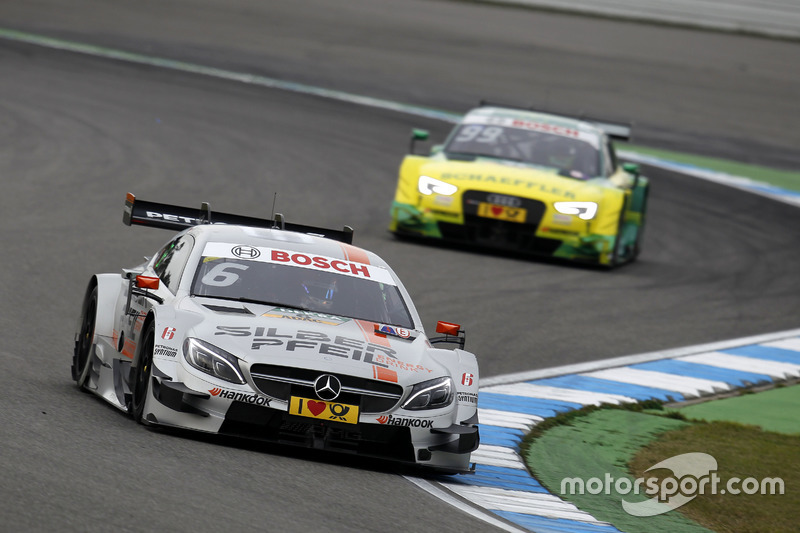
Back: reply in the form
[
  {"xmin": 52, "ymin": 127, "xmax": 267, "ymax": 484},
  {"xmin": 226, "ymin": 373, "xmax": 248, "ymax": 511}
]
[
  {"xmin": 72, "ymin": 286, "xmax": 97, "ymax": 388},
  {"xmin": 131, "ymin": 321, "xmax": 155, "ymax": 423}
]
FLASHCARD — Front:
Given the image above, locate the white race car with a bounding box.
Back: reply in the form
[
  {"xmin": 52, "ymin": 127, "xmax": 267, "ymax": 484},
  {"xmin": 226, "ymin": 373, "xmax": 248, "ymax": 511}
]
[{"xmin": 72, "ymin": 194, "xmax": 480, "ymax": 474}]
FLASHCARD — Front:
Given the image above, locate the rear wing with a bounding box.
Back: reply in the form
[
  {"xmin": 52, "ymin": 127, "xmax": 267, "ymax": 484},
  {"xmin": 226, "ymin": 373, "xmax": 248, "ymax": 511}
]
[
  {"xmin": 122, "ymin": 193, "xmax": 354, "ymax": 244},
  {"xmin": 477, "ymin": 100, "xmax": 633, "ymax": 141}
]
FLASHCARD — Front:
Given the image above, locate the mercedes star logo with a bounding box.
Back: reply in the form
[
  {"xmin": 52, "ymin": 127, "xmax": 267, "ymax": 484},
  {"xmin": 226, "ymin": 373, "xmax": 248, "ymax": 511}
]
[{"xmin": 314, "ymin": 374, "xmax": 342, "ymax": 401}]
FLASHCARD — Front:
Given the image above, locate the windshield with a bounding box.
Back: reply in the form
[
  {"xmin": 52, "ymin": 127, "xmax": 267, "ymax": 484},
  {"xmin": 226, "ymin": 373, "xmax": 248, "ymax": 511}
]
[
  {"xmin": 190, "ymin": 248, "xmax": 415, "ymax": 329},
  {"xmin": 444, "ymin": 122, "xmax": 600, "ymax": 179}
]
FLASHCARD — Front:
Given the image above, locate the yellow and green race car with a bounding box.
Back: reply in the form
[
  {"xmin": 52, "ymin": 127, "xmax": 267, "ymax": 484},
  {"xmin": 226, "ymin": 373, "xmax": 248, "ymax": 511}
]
[{"xmin": 389, "ymin": 104, "xmax": 649, "ymax": 267}]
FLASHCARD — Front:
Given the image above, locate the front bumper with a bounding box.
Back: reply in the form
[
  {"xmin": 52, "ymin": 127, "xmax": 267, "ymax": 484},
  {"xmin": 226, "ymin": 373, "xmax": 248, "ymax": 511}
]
[
  {"xmin": 149, "ymin": 373, "xmax": 478, "ymax": 473},
  {"xmin": 390, "ymin": 201, "xmax": 615, "ymax": 264}
]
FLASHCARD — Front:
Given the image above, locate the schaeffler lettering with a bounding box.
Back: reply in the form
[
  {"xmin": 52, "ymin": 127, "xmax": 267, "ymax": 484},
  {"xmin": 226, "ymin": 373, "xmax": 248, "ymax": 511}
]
[{"xmin": 376, "ymin": 414, "xmax": 433, "ymax": 428}]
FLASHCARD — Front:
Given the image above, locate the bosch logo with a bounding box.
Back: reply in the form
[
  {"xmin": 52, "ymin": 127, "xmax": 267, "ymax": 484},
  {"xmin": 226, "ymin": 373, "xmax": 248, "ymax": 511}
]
[
  {"xmin": 314, "ymin": 374, "xmax": 342, "ymax": 401},
  {"xmin": 231, "ymin": 245, "xmax": 261, "ymax": 259},
  {"xmin": 486, "ymin": 194, "xmax": 522, "ymax": 208}
]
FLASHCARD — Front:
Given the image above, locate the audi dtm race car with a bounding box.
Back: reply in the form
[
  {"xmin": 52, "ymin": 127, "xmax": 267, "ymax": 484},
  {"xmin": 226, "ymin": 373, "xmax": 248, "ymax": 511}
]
[
  {"xmin": 390, "ymin": 103, "xmax": 649, "ymax": 267},
  {"xmin": 72, "ymin": 194, "xmax": 480, "ymax": 474}
]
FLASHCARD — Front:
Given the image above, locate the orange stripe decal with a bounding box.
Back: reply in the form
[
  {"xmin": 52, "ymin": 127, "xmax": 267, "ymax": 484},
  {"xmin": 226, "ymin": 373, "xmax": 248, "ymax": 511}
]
[
  {"xmin": 373, "ymin": 366, "xmax": 398, "ymax": 383},
  {"xmin": 339, "ymin": 243, "xmax": 370, "ymax": 265},
  {"xmin": 122, "ymin": 339, "xmax": 137, "ymax": 359}
]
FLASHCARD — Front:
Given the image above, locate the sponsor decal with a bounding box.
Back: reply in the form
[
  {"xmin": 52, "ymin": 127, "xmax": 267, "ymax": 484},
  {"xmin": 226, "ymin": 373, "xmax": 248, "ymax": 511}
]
[
  {"xmin": 433, "ymin": 196, "xmax": 454, "ymax": 207},
  {"xmin": 231, "ymin": 245, "xmax": 261, "ymax": 259},
  {"xmin": 200, "ymin": 242, "xmax": 395, "ymax": 285},
  {"xmin": 463, "ymin": 113, "xmax": 600, "ymax": 147},
  {"xmin": 145, "ymin": 211, "xmax": 202, "ymax": 225},
  {"xmin": 376, "ymin": 414, "xmax": 433, "ymax": 428},
  {"xmin": 461, "ymin": 373, "xmax": 474, "ymax": 386},
  {"xmin": 209, "ymin": 387, "xmax": 271, "ymax": 407},
  {"xmin": 262, "ymin": 307, "xmax": 348, "ymax": 326},
  {"xmin": 374, "ymin": 324, "xmax": 413, "ymax": 340},
  {"xmin": 153, "ymin": 345, "xmax": 177, "ymax": 358},
  {"xmin": 372, "ymin": 353, "xmax": 432, "ymax": 373},
  {"xmin": 443, "ymin": 173, "xmax": 577, "ymax": 199},
  {"xmin": 289, "ymin": 396, "xmax": 359, "ymax": 424},
  {"xmin": 215, "ymin": 326, "xmax": 432, "ymax": 373},
  {"xmin": 457, "ymin": 392, "xmax": 478, "ymax": 405},
  {"xmin": 161, "ymin": 327, "xmax": 176, "ymax": 340}
]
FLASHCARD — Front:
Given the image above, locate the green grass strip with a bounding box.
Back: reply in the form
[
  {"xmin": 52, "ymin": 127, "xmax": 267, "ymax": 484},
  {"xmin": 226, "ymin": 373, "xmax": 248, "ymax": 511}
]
[
  {"xmin": 620, "ymin": 143, "xmax": 800, "ymax": 193},
  {"xmin": 524, "ymin": 408, "xmax": 712, "ymax": 533},
  {"xmin": 678, "ymin": 385, "xmax": 800, "ymax": 435}
]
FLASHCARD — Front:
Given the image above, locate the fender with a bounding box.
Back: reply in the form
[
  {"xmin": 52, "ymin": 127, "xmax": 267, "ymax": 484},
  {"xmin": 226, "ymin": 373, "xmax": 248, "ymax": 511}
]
[
  {"xmin": 427, "ymin": 347, "xmax": 480, "ymax": 423},
  {"xmin": 89, "ymin": 273, "xmax": 126, "ymax": 342}
]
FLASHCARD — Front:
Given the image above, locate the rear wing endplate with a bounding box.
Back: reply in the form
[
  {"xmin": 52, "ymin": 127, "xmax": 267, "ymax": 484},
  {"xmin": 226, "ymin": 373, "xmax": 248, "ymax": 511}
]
[{"xmin": 122, "ymin": 193, "xmax": 354, "ymax": 244}]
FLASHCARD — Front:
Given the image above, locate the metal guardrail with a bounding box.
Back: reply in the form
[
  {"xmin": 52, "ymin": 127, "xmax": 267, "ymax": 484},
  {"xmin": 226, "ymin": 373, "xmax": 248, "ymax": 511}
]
[{"xmin": 481, "ymin": 0, "xmax": 800, "ymax": 39}]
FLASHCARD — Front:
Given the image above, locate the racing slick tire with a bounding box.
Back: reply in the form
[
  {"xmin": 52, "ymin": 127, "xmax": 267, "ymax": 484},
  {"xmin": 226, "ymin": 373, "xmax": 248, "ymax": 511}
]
[
  {"xmin": 72, "ymin": 286, "xmax": 98, "ymax": 390},
  {"xmin": 131, "ymin": 320, "xmax": 155, "ymax": 424},
  {"xmin": 630, "ymin": 186, "xmax": 649, "ymax": 261}
]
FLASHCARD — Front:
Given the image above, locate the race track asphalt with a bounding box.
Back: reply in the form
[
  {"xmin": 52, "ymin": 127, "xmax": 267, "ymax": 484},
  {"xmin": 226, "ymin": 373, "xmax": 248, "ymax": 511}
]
[{"xmin": 1, "ymin": 2, "xmax": 799, "ymax": 531}]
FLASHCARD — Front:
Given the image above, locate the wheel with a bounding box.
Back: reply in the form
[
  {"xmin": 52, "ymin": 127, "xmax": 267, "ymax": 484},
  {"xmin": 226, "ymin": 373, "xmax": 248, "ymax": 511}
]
[
  {"xmin": 72, "ymin": 286, "xmax": 97, "ymax": 388},
  {"xmin": 609, "ymin": 203, "xmax": 627, "ymax": 267},
  {"xmin": 630, "ymin": 186, "xmax": 649, "ymax": 261},
  {"xmin": 130, "ymin": 321, "xmax": 155, "ymax": 423}
]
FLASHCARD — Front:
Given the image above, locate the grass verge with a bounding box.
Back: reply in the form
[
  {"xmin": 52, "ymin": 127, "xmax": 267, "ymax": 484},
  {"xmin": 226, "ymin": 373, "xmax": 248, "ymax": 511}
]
[{"xmin": 522, "ymin": 390, "xmax": 799, "ymax": 533}]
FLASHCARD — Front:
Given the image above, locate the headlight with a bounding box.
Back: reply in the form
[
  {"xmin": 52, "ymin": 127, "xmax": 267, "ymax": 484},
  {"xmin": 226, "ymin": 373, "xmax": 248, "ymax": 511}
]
[
  {"xmin": 402, "ymin": 377, "xmax": 454, "ymax": 410},
  {"xmin": 183, "ymin": 338, "xmax": 245, "ymax": 384},
  {"xmin": 418, "ymin": 175, "xmax": 458, "ymax": 196},
  {"xmin": 553, "ymin": 201, "xmax": 598, "ymax": 220}
]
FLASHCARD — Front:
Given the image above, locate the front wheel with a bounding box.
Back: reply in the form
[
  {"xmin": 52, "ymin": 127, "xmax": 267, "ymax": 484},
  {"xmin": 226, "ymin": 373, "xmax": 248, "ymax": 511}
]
[
  {"xmin": 130, "ymin": 321, "xmax": 155, "ymax": 423},
  {"xmin": 72, "ymin": 286, "xmax": 98, "ymax": 389}
]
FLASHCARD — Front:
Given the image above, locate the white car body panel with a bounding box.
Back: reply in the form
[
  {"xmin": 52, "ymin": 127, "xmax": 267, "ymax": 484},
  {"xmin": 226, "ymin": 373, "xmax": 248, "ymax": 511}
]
[{"xmin": 73, "ymin": 197, "xmax": 480, "ymax": 473}]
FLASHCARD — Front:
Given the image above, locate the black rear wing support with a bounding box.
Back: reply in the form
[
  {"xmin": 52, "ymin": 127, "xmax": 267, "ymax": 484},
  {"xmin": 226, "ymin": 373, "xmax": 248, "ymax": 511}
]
[{"xmin": 122, "ymin": 193, "xmax": 354, "ymax": 244}]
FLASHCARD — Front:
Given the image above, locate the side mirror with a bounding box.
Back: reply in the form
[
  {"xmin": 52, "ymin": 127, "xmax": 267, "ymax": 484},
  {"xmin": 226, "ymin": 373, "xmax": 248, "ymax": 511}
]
[
  {"xmin": 430, "ymin": 144, "xmax": 443, "ymax": 156},
  {"xmin": 409, "ymin": 128, "xmax": 430, "ymax": 154},
  {"xmin": 430, "ymin": 321, "xmax": 465, "ymax": 349},
  {"xmin": 622, "ymin": 162, "xmax": 640, "ymax": 177},
  {"xmin": 125, "ymin": 274, "xmax": 164, "ymax": 315},
  {"xmin": 436, "ymin": 321, "xmax": 460, "ymax": 335},
  {"xmin": 136, "ymin": 275, "xmax": 160, "ymax": 290}
]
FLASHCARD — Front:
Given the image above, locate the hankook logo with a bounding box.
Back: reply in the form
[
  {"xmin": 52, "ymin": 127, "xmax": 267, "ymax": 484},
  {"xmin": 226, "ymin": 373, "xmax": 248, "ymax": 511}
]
[
  {"xmin": 231, "ymin": 245, "xmax": 261, "ymax": 259},
  {"xmin": 314, "ymin": 374, "xmax": 342, "ymax": 401},
  {"xmin": 486, "ymin": 194, "xmax": 522, "ymax": 208}
]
